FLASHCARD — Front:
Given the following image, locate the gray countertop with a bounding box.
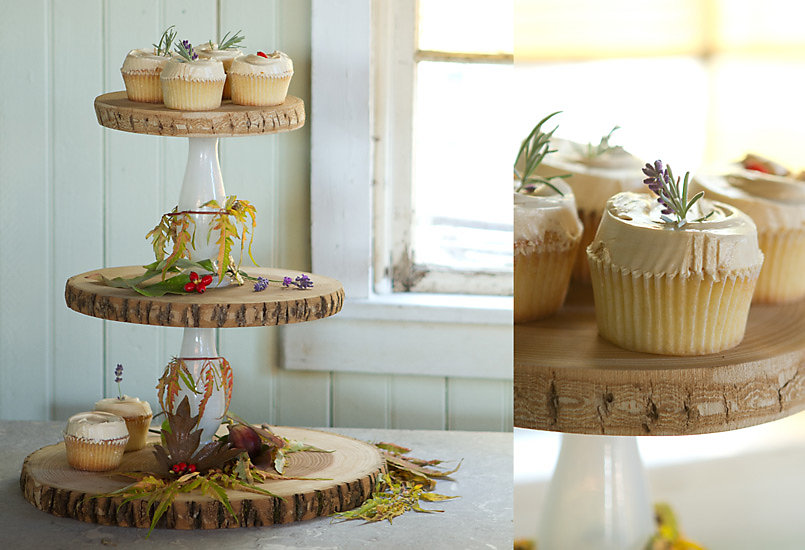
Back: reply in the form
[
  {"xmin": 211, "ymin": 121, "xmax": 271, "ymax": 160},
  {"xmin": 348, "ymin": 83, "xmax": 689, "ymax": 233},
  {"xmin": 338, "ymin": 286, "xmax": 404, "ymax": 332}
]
[{"xmin": 0, "ymin": 422, "xmax": 512, "ymax": 549}]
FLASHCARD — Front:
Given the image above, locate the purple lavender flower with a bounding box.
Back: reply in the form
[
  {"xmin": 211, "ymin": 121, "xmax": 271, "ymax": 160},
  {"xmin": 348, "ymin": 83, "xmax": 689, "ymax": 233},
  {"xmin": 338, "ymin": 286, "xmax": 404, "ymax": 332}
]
[
  {"xmin": 175, "ymin": 39, "xmax": 198, "ymax": 62},
  {"xmin": 253, "ymin": 277, "xmax": 269, "ymax": 292},
  {"xmin": 282, "ymin": 274, "xmax": 314, "ymax": 289},
  {"xmin": 641, "ymin": 159, "xmax": 709, "ymax": 228},
  {"xmin": 114, "ymin": 363, "xmax": 124, "ymax": 399}
]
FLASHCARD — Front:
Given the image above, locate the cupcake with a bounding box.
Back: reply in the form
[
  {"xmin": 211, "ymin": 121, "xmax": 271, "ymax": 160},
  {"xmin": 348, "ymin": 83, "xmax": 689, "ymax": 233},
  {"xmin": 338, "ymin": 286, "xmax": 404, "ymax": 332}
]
[
  {"xmin": 229, "ymin": 51, "xmax": 293, "ymax": 106},
  {"xmin": 160, "ymin": 40, "xmax": 226, "ymax": 111},
  {"xmin": 532, "ymin": 130, "xmax": 645, "ymax": 283},
  {"xmin": 94, "ymin": 396, "xmax": 152, "ymax": 451},
  {"xmin": 692, "ymin": 158, "xmax": 805, "ymax": 303},
  {"xmin": 64, "ymin": 411, "xmax": 129, "ymax": 471},
  {"xmin": 197, "ymin": 31, "xmax": 245, "ymax": 100},
  {"xmin": 514, "ymin": 181, "xmax": 583, "ymax": 322},
  {"xmin": 588, "ymin": 161, "xmax": 764, "ymax": 356},
  {"xmin": 120, "ymin": 26, "xmax": 176, "ymax": 103}
]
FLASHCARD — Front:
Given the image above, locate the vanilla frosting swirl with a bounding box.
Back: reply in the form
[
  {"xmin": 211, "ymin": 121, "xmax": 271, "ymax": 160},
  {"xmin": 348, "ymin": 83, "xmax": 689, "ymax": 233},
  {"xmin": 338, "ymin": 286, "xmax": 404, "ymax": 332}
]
[
  {"xmin": 65, "ymin": 411, "xmax": 129, "ymax": 441},
  {"xmin": 121, "ymin": 48, "xmax": 171, "ymax": 73},
  {"xmin": 95, "ymin": 395, "xmax": 152, "ymax": 418},
  {"xmin": 197, "ymin": 43, "xmax": 243, "ymax": 65},
  {"xmin": 229, "ymin": 51, "xmax": 293, "ymax": 77},
  {"xmin": 514, "ymin": 179, "xmax": 583, "ymax": 253},
  {"xmin": 533, "ymin": 137, "xmax": 646, "ymax": 212},
  {"xmin": 160, "ymin": 58, "xmax": 226, "ymax": 82},
  {"xmin": 692, "ymin": 171, "xmax": 805, "ymax": 232},
  {"xmin": 589, "ymin": 192, "xmax": 763, "ymax": 278}
]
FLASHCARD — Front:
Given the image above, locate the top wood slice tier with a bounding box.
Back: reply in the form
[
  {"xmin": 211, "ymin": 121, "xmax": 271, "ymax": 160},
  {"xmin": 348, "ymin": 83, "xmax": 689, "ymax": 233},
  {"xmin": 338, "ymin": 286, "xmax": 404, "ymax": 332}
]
[
  {"xmin": 515, "ymin": 284, "xmax": 805, "ymax": 437},
  {"xmin": 94, "ymin": 91, "xmax": 305, "ymax": 137},
  {"xmin": 65, "ymin": 266, "xmax": 343, "ymax": 328}
]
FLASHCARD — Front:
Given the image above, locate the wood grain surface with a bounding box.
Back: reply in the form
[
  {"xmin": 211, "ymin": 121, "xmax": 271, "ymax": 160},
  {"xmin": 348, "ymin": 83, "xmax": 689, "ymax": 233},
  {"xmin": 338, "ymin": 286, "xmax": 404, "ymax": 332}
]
[
  {"xmin": 515, "ymin": 284, "xmax": 805, "ymax": 436},
  {"xmin": 94, "ymin": 92, "xmax": 305, "ymax": 137},
  {"xmin": 65, "ymin": 266, "xmax": 343, "ymax": 328},
  {"xmin": 20, "ymin": 427, "xmax": 384, "ymax": 529}
]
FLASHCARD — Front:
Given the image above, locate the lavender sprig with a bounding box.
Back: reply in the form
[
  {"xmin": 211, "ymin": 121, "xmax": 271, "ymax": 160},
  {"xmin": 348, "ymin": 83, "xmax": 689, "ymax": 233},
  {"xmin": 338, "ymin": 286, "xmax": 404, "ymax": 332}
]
[
  {"xmin": 153, "ymin": 25, "xmax": 177, "ymax": 57},
  {"xmin": 114, "ymin": 363, "xmax": 124, "ymax": 399},
  {"xmin": 174, "ymin": 39, "xmax": 198, "ymax": 62},
  {"xmin": 575, "ymin": 125, "xmax": 623, "ymax": 158},
  {"xmin": 252, "ymin": 274, "xmax": 314, "ymax": 292},
  {"xmin": 642, "ymin": 160, "xmax": 711, "ymax": 229},
  {"xmin": 514, "ymin": 112, "xmax": 568, "ymax": 196}
]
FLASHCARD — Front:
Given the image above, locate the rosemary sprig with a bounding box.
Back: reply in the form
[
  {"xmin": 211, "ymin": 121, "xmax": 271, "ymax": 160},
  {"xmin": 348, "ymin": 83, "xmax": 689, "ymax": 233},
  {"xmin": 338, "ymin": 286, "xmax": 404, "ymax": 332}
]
[
  {"xmin": 153, "ymin": 25, "xmax": 177, "ymax": 57},
  {"xmin": 514, "ymin": 112, "xmax": 568, "ymax": 196},
  {"xmin": 642, "ymin": 160, "xmax": 713, "ymax": 229},
  {"xmin": 219, "ymin": 30, "xmax": 245, "ymax": 51},
  {"xmin": 578, "ymin": 125, "xmax": 622, "ymax": 158}
]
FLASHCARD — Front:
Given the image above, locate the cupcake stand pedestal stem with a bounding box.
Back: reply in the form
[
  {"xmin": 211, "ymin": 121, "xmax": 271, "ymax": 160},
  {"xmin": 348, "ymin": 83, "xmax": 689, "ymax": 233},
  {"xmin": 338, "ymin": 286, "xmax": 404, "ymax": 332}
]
[{"xmin": 536, "ymin": 434, "xmax": 653, "ymax": 550}]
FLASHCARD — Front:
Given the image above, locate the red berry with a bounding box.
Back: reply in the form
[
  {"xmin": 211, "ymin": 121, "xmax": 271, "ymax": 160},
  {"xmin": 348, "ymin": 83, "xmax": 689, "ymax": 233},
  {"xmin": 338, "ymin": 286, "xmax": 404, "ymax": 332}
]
[
  {"xmin": 184, "ymin": 282, "xmax": 196, "ymax": 292},
  {"xmin": 201, "ymin": 274, "xmax": 213, "ymax": 286},
  {"xmin": 744, "ymin": 162, "xmax": 771, "ymax": 174},
  {"xmin": 196, "ymin": 284, "xmax": 206, "ymax": 294},
  {"xmin": 257, "ymin": 51, "xmax": 268, "ymax": 58},
  {"xmin": 189, "ymin": 272, "xmax": 199, "ymax": 282},
  {"xmin": 189, "ymin": 464, "xmax": 197, "ymax": 473}
]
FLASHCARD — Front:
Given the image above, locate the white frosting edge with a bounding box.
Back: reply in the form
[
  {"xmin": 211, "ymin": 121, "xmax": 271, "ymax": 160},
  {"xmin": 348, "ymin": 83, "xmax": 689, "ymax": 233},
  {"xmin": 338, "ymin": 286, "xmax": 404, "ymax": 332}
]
[
  {"xmin": 65, "ymin": 411, "xmax": 129, "ymax": 440},
  {"xmin": 95, "ymin": 395, "xmax": 152, "ymax": 417},
  {"xmin": 229, "ymin": 52, "xmax": 293, "ymax": 77}
]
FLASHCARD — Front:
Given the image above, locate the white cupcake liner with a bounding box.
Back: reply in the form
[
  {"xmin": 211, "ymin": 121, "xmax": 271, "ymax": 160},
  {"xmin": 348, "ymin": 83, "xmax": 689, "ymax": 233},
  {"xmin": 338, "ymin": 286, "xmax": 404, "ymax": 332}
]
[
  {"xmin": 754, "ymin": 229, "xmax": 805, "ymax": 303},
  {"xmin": 514, "ymin": 239, "xmax": 578, "ymax": 323}
]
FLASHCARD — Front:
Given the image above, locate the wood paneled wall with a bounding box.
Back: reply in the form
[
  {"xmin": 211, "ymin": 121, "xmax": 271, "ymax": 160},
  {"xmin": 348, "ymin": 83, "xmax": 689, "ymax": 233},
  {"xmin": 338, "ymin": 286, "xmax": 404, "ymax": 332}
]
[{"xmin": 0, "ymin": 0, "xmax": 512, "ymax": 431}]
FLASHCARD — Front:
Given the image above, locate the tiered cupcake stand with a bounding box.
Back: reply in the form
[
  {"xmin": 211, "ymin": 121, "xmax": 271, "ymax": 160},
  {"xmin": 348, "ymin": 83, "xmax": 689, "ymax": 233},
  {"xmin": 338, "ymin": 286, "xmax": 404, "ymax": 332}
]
[
  {"xmin": 515, "ymin": 283, "xmax": 805, "ymax": 549},
  {"xmin": 19, "ymin": 92, "xmax": 384, "ymax": 530}
]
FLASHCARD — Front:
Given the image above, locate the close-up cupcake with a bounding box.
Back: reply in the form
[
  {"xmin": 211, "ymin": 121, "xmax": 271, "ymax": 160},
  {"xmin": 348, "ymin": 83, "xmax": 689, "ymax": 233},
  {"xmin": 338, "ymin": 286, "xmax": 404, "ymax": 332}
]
[
  {"xmin": 514, "ymin": 183, "xmax": 583, "ymax": 323},
  {"xmin": 229, "ymin": 51, "xmax": 294, "ymax": 106},
  {"xmin": 160, "ymin": 40, "xmax": 226, "ymax": 111},
  {"xmin": 513, "ymin": 113, "xmax": 583, "ymax": 323},
  {"xmin": 94, "ymin": 395, "xmax": 152, "ymax": 452},
  {"xmin": 587, "ymin": 161, "xmax": 764, "ymax": 355},
  {"xmin": 120, "ymin": 26, "xmax": 177, "ymax": 103},
  {"xmin": 692, "ymin": 157, "xmax": 805, "ymax": 304},
  {"xmin": 197, "ymin": 30, "xmax": 245, "ymax": 100},
  {"xmin": 532, "ymin": 128, "xmax": 645, "ymax": 283},
  {"xmin": 63, "ymin": 411, "xmax": 129, "ymax": 472}
]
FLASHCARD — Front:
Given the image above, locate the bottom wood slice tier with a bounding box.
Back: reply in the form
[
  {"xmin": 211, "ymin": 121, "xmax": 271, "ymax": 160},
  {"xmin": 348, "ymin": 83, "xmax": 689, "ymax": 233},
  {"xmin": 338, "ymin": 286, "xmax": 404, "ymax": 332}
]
[
  {"xmin": 20, "ymin": 427, "xmax": 384, "ymax": 529},
  {"xmin": 515, "ymin": 284, "xmax": 805, "ymax": 436}
]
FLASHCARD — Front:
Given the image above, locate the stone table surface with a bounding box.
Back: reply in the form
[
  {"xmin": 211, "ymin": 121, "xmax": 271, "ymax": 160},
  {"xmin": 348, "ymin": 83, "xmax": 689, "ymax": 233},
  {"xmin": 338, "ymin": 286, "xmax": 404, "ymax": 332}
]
[{"xmin": 1, "ymin": 422, "xmax": 512, "ymax": 549}]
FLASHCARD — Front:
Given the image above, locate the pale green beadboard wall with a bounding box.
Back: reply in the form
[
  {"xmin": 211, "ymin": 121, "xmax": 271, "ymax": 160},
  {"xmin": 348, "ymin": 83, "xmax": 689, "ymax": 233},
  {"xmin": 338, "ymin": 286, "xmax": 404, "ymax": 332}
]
[{"xmin": 0, "ymin": 0, "xmax": 512, "ymax": 431}]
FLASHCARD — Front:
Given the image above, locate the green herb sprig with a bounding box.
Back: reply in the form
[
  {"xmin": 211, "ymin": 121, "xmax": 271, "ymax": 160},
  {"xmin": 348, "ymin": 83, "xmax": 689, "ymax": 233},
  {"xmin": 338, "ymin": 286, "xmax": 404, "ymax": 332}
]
[
  {"xmin": 642, "ymin": 160, "xmax": 713, "ymax": 229},
  {"xmin": 514, "ymin": 112, "xmax": 568, "ymax": 196},
  {"xmin": 218, "ymin": 30, "xmax": 245, "ymax": 51},
  {"xmin": 577, "ymin": 125, "xmax": 622, "ymax": 158},
  {"xmin": 153, "ymin": 25, "xmax": 177, "ymax": 57}
]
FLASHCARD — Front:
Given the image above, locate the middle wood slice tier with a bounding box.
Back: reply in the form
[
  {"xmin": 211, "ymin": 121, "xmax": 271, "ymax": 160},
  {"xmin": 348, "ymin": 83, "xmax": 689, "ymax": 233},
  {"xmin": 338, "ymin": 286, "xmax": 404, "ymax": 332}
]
[
  {"xmin": 66, "ymin": 266, "xmax": 343, "ymax": 328},
  {"xmin": 515, "ymin": 284, "xmax": 805, "ymax": 437}
]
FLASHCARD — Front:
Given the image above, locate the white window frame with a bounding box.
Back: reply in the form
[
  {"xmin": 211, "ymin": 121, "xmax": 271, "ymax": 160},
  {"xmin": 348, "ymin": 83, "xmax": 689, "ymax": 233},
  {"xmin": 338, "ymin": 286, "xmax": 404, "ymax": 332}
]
[{"xmin": 279, "ymin": 0, "xmax": 512, "ymax": 380}]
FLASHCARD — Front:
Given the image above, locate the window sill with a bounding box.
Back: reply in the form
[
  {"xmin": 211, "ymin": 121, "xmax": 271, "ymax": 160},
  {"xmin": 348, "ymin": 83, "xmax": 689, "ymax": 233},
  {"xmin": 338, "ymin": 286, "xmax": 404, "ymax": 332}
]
[{"xmin": 279, "ymin": 293, "xmax": 513, "ymax": 380}]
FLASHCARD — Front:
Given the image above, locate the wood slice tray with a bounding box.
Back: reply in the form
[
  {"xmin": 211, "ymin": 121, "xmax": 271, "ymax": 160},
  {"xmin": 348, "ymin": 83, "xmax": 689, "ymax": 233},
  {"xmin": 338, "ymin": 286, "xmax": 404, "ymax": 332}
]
[
  {"xmin": 94, "ymin": 92, "xmax": 305, "ymax": 137},
  {"xmin": 515, "ymin": 284, "xmax": 805, "ymax": 436},
  {"xmin": 65, "ymin": 266, "xmax": 343, "ymax": 328},
  {"xmin": 20, "ymin": 427, "xmax": 384, "ymax": 529}
]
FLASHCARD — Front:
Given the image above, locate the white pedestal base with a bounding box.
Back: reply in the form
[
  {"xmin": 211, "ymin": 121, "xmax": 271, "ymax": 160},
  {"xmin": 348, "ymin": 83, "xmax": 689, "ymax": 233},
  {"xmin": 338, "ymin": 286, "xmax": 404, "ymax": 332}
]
[{"xmin": 537, "ymin": 433, "xmax": 654, "ymax": 550}]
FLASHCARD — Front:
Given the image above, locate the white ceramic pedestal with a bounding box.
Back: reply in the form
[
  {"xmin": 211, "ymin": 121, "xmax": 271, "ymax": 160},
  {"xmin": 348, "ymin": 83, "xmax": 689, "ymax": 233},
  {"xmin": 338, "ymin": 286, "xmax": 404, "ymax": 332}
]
[
  {"xmin": 171, "ymin": 137, "xmax": 229, "ymax": 442},
  {"xmin": 536, "ymin": 433, "xmax": 654, "ymax": 550}
]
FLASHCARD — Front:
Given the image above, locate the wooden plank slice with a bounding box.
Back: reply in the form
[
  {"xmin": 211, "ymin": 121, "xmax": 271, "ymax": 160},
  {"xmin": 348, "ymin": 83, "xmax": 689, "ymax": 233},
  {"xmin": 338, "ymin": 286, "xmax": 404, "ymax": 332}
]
[
  {"xmin": 515, "ymin": 284, "xmax": 805, "ymax": 436},
  {"xmin": 94, "ymin": 92, "xmax": 305, "ymax": 137},
  {"xmin": 20, "ymin": 427, "xmax": 384, "ymax": 529},
  {"xmin": 65, "ymin": 266, "xmax": 344, "ymax": 328}
]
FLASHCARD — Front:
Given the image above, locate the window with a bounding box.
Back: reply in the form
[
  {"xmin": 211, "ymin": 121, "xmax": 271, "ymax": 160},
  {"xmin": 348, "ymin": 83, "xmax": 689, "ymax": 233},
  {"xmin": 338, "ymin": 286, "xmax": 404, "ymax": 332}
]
[
  {"xmin": 282, "ymin": 0, "xmax": 512, "ymax": 380},
  {"xmin": 376, "ymin": 0, "xmax": 514, "ymax": 296}
]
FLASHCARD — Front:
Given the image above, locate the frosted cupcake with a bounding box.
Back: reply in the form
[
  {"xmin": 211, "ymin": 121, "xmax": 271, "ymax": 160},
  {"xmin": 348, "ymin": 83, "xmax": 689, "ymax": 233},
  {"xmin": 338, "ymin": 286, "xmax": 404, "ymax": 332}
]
[
  {"xmin": 533, "ymin": 129, "xmax": 645, "ymax": 282},
  {"xmin": 514, "ymin": 182, "xmax": 583, "ymax": 322},
  {"xmin": 229, "ymin": 51, "xmax": 293, "ymax": 106},
  {"xmin": 161, "ymin": 40, "xmax": 226, "ymax": 111},
  {"xmin": 120, "ymin": 26, "xmax": 177, "ymax": 103},
  {"xmin": 588, "ymin": 161, "xmax": 763, "ymax": 355},
  {"xmin": 95, "ymin": 396, "xmax": 152, "ymax": 451},
  {"xmin": 513, "ymin": 113, "xmax": 583, "ymax": 322},
  {"xmin": 64, "ymin": 411, "xmax": 129, "ymax": 471},
  {"xmin": 693, "ymin": 159, "xmax": 805, "ymax": 303},
  {"xmin": 197, "ymin": 30, "xmax": 245, "ymax": 100}
]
